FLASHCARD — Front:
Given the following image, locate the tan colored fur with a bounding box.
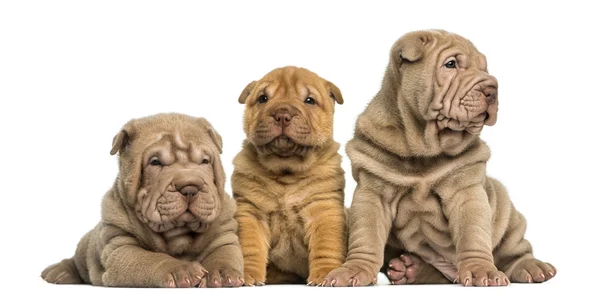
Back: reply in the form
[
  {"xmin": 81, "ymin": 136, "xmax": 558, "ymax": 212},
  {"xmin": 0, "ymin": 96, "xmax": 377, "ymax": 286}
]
[
  {"xmin": 41, "ymin": 113, "xmax": 244, "ymax": 288},
  {"xmin": 233, "ymin": 66, "xmax": 346, "ymax": 286},
  {"xmin": 324, "ymin": 30, "xmax": 555, "ymax": 287}
]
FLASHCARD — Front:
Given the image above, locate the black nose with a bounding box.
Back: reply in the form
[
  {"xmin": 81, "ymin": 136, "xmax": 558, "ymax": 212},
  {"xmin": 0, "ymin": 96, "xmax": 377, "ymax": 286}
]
[
  {"xmin": 178, "ymin": 185, "xmax": 199, "ymax": 196},
  {"xmin": 274, "ymin": 111, "xmax": 292, "ymax": 127}
]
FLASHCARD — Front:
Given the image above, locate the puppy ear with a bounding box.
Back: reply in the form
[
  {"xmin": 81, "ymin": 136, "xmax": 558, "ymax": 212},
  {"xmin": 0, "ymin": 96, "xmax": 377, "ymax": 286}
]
[
  {"xmin": 392, "ymin": 31, "xmax": 432, "ymax": 64},
  {"xmin": 211, "ymin": 152, "xmax": 226, "ymax": 198},
  {"xmin": 197, "ymin": 118, "xmax": 223, "ymax": 154},
  {"xmin": 110, "ymin": 124, "xmax": 134, "ymax": 155},
  {"xmin": 196, "ymin": 118, "xmax": 226, "ymax": 196},
  {"xmin": 208, "ymin": 128, "xmax": 223, "ymax": 154},
  {"xmin": 327, "ymin": 81, "xmax": 344, "ymax": 104},
  {"xmin": 238, "ymin": 81, "xmax": 257, "ymax": 104}
]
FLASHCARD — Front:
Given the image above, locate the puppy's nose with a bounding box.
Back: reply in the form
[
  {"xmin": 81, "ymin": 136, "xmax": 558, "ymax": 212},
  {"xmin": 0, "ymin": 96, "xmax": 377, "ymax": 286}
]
[
  {"xmin": 483, "ymin": 87, "xmax": 497, "ymax": 104},
  {"xmin": 274, "ymin": 111, "xmax": 292, "ymax": 127},
  {"xmin": 178, "ymin": 185, "xmax": 200, "ymax": 197}
]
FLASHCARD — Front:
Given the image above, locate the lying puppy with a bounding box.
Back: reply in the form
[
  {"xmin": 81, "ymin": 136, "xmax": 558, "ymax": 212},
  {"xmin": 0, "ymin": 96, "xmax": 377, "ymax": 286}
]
[
  {"xmin": 233, "ymin": 66, "xmax": 346, "ymax": 286},
  {"xmin": 41, "ymin": 113, "xmax": 244, "ymax": 288},
  {"xmin": 324, "ymin": 30, "xmax": 556, "ymax": 287}
]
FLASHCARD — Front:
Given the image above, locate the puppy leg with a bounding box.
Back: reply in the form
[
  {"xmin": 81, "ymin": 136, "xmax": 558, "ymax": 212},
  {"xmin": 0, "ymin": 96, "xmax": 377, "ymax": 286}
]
[
  {"xmin": 382, "ymin": 246, "xmax": 450, "ymax": 285},
  {"xmin": 325, "ymin": 181, "xmax": 392, "ymax": 287},
  {"xmin": 198, "ymin": 244, "xmax": 244, "ymax": 288},
  {"xmin": 442, "ymin": 185, "xmax": 508, "ymax": 287},
  {"xmin": 100, "ymin": 226, "xmax": 207, "ymax": 287},
  {"xmin": 41, "ymin": 258, "xmax": 83, "ymax": 284},
  {"xmin": 197, "ymin": 220, "xmax": 245, "ymax": 288},
  {"xmin": 489, "ymin": 179, "xmax": 557, "ymax": 283},
  {"xmin": 235, "ymin": 200, "xmax": 270, "ymax": 286},
  {"xmin": 42, "ymin": 227, "xmax": 94, "ymax": 284},
  {"xmin": 303, "ymin": 197, "xmax": 346, "ymax": 286}
]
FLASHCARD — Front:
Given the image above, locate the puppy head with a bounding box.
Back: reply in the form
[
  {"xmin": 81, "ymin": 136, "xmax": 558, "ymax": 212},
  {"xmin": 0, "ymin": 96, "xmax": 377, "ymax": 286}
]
[
  {"xmin": 238, "ymin": 66, "xmax": 343, "ymax": 157},
  {"xmin": 390, "ymin": 30, "xmax": 498, "ymax": 135},
  {"xmin": 110, "ymin": 113, "xmax": 225, "ymax": 233}
]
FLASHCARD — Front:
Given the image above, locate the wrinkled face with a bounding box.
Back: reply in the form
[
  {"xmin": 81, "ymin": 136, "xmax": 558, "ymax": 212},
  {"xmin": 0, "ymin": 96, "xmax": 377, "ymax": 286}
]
[
  {"xmin": 135, "ymin": 132, "xmax": 220, "ymax": 233},
  {"xmin": 112, "ymin": 115, "xmax": 224, "ymax": 234},
  {"xmin": 240, "ymin": 67, "xmax": 342, "ymax": 157},
  {"xmin": 425, "ymin": 35, "xmax": 498, "ymax": 134}
]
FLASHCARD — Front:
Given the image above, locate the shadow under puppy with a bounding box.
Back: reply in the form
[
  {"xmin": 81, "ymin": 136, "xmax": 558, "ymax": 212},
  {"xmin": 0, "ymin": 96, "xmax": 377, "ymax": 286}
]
[
  {"xmin": 233, "ymin": 66, "xmax": 346, "ymax": 286},
  {"xmin": 41, "ymin": 113, "xmax": 244, "ymax": 288},
  {"xmin": 324, "ymin": 30, "xmax": 556, "ymax": 287}
]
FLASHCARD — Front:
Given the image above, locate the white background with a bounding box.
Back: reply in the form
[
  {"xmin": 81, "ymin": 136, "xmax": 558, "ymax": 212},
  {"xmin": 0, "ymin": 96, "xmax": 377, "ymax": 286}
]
[{"xmin": 1, "ymin": 1, "xmax": 598, "ymax": 296}]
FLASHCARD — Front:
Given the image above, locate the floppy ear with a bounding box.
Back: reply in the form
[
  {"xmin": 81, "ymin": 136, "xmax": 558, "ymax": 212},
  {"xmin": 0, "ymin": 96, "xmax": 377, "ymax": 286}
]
[
  {"xmin": 110, "ymin": 123, "xmax": 134, "ymax": 155},
  {"xmin": 392, "ymin": 31, "xmax": 432, "ymax": 65},
  {"xmin": 211, "ymin": 152, "xmax": 226, "ymax": 198},
  {"xmin": 238, "ymin": 81, "xmax": 257, "ymax": 104},
  {"xmin": 197, "ymin": 118, "xmax": 223, "ymax": 154},
  {"xmin": 326, "ymin": 81, "xmax": 344, "ymax": 104},
  {"xmin": 197, "ymin": 118, "xmax": 226, "ymax": 196},
  {"xmin": 207, "ymin": 128, "xmax": 223, "ymax": 154}
]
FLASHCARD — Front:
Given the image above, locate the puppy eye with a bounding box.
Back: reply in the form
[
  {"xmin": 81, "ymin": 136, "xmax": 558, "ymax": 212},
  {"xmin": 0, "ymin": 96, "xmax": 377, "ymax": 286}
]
[
  {"xmin": 201, "ymin": 159, "xmax": 210, "ymax": 164},
  {"xmin": 444, "ymin": 60, "xmax": 457, "ymax": 69},
  {"xmin": 149, "ymin": 157, "xmax": 162, "ymax": 166},
  {"xmin": 257, "ymin": 95, "xmax": 268, "ymax": 104},
  {"xmin": 304, "ymin": 97, "xmax": 316, "ymax": 105}
]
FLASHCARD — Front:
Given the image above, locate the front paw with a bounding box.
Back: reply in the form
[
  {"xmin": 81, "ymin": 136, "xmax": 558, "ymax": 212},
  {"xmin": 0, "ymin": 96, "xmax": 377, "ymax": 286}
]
[
  {"xmin": 243, "ymin": 270, "xmax": 266, "ymax": 286},
  {"xmin": 458, "ymin": 261, "xmax": 508, "ymax": 287},
  {"xmin": 199, "ymin": 267, "xmax": 244, "ymax": 288},
  {"xmin": 163, "ymin": 262, "xmax": 207, "ymax": 288},
  {"xmin": 307, "ymin": 266, "xmax": 338, "ymax": 286},
  {"xmin": 323, "ymin": 266, "xmax": 377, "ymax": 287},
  {"xmin": 509, "ymin": 258, "xmax": 556, "ymax": 283}
]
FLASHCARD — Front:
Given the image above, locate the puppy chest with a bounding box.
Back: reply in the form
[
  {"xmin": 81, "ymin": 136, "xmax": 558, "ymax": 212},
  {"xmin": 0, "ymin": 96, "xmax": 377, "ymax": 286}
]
[
  {"xmin": 267, "ymin": 207, "xmax": 309, "ymax": 274},
  {"xmin": 392, "ymin": 188, "xmax": 455, "ymax": 260}
]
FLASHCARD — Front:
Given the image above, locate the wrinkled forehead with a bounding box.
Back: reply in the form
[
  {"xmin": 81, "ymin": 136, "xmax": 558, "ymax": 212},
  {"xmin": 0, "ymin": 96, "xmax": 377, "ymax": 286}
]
[
  {"xmin": 258, "ymin": 70, "xmax": 326, "ymax": 99},
  {"xmin": 140, "ymin": 131, "xmax": 214, "ymax": 163},
  {"xmin": 431, "ymin": 34, "xmax": 488, "ymax": 71}
]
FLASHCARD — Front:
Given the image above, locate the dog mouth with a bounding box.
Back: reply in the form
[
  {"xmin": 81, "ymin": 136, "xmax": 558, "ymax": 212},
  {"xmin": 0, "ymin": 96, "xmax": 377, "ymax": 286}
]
[
  {"xmin": 137, "ymin": 186, "xmax": 218, "ymax": 233},
  {"xmin": 436, "ymin": 111, "xmax": 488, "ymax": 134},
  {"xmin": 256, "ymin": 135, "xmax": 312, "ymax": 157}
]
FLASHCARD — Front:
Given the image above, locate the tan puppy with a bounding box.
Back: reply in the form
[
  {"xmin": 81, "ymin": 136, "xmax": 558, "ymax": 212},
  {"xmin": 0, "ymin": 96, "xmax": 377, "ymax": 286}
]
[
  {"xmin": 233, "ymin": 66, "xmax": 346, "ymax": 286},
  {"xmin": 41, "ymin": 113, "xmax": 244, "ymax": 288},
  {"xmin": 324, "ymin": 30, "xmax": 556, "ymax": 287}
]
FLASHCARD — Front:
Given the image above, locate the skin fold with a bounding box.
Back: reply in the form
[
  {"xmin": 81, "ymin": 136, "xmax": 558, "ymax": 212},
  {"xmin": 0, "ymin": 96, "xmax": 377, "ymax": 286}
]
[
  {"xmin": 324, "ymin": 30, "xmax": 556, "ymax": 287},
  {"xmin": 41, "ymin": 113, "xmax": 244, "ymax": 288},
  {"xmin": 233, "ymin": 66, "xmax": 347, "ymax": 286}
]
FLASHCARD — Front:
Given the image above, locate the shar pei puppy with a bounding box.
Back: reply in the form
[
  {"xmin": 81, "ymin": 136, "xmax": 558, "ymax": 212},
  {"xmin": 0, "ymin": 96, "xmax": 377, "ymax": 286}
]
[
  {"xmin": 324, "ymin": 30, "xmax": 556, "ymax": 287},
  {"xmin": 233, "ymin": 66, "xmax": 346, "ymax": 286},
  {"xmin": 41, "ymin": 113, "xmax": 244, "ymax": 288}
]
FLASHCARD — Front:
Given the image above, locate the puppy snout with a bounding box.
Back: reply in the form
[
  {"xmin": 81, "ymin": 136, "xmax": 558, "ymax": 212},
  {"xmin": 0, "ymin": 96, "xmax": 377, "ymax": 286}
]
[
  {"xmin": 273, "ymin": 110, "xmax": 292, "ymax": 127},
  {"xmin": 178, "ymin": 185, "xmax": 200, "ymax": 197},
  {"xmin": 174, "ymin": 174, "xmax": 203, "ymax": 197}
]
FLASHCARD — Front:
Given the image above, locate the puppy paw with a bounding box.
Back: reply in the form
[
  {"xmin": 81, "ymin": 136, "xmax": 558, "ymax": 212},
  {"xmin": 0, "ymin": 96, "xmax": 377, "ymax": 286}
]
[
  {"xmin": 41, "ymin": 259, "xmax": 83, "ymax": 284},
  {"xmin": 200, "ymin": 267, "xmax": 244, "ymax": 288},
  {"xmin": 243, "ymin": 271, "xmax": 266, "ymax": 286},
  {"xmin": 510, "ymin": 259, "xmax": 556, "ymax": 283},
  {"xmin": 163, "ymin": 261, "xmax": 207, "ymax": 288},
  {"xmin": 387, "ymin": 254, "xmax": 422, "ymax": 285},
  {"xmin": 458, "ymin": 261, "xmax": 508, "ymax": 287},
  {"xmin": 323, "ymin": 266, "xmax": 377, "ymax": 287},
  {"xmin": 307, "ymin": 266, "xmax": 338, "ymax": 286}
]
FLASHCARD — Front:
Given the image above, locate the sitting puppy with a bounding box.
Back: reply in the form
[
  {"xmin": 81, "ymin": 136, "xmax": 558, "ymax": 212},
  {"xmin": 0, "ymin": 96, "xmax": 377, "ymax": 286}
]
[
  {"xmin": 233, "ymin": 66, "xmax": 346, "ymax": 286},
  {"xmin": 41, "ymin": 113, "xmax": 244, "ymax": 288},
  {"xmin": 324, "ymin": 30, "xmax": 556, "ymax": 287}
]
